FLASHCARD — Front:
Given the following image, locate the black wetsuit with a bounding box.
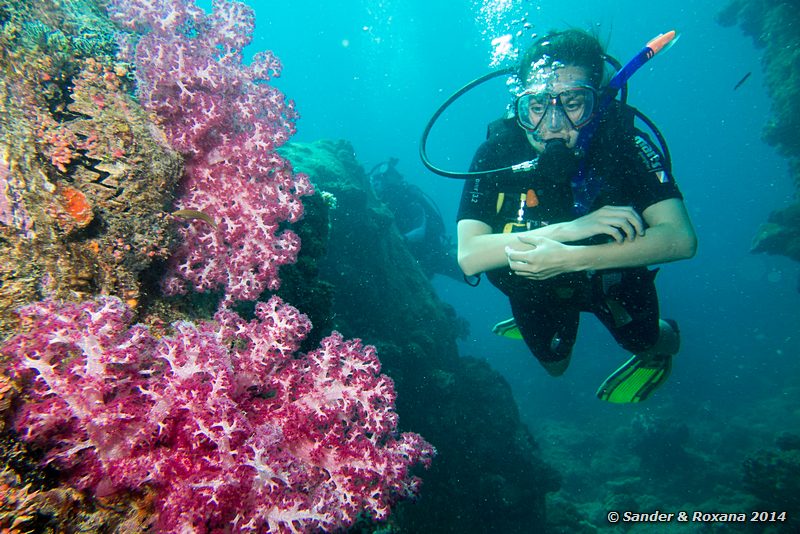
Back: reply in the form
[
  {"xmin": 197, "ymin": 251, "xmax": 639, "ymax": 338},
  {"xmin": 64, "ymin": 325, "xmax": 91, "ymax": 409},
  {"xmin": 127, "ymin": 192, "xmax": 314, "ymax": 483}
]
[{"xmin": 457, "ymin": 104, "xmax": 683, "ymax": 363}]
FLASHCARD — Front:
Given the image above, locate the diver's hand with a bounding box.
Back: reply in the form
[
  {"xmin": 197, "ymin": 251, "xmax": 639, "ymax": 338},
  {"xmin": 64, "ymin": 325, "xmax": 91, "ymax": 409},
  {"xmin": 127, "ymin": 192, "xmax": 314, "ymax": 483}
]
[
  {"xmin": 505, "ymin": 236, "xmax": 578, "ymax": 280},
  {"xmin": 558, "ymin": 205, "xmax": 644, "ymax": 243}
]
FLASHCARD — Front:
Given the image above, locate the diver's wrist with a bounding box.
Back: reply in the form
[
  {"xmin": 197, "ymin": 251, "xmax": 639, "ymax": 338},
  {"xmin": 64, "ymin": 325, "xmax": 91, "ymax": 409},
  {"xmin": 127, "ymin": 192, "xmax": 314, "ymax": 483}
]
[
  {"xmin": 568, "ymin": 245, "xmax": 594, "ymax": 272},
  {"xmin": 541, "ymin": 221, "xmax": 574, "ymax": 243}
]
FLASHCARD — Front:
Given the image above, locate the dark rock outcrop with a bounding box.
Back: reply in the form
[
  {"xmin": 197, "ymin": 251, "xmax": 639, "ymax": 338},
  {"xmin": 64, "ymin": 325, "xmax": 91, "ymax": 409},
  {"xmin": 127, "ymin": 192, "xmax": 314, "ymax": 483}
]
[{"xmin": 282, "ymin": 139, "xmax": 561, "ymax": 533}]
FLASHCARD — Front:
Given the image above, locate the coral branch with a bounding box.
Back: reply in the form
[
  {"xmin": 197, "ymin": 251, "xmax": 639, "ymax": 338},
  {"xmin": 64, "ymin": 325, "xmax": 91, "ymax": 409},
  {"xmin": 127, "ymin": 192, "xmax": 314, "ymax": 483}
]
[{"xmin": 108, "ymin": 0, "xmax": 313, "ymax": 302}]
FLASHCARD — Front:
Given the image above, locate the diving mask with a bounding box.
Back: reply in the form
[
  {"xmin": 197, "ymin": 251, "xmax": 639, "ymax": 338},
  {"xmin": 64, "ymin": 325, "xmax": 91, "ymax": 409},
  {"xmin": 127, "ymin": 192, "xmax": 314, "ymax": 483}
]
[{"xmin": 515, "ymin": 85, "xmax": 597, "ymax": 132}]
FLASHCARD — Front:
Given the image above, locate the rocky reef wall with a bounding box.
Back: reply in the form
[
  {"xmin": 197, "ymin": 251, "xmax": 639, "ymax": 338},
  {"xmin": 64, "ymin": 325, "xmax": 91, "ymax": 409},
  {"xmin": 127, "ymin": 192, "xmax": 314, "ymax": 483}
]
[
  {"xmin": 0, "ymin": 0, "xmax": 183, "ymax": 337},
  {"xmin": 718, "ymin": 0, "xmax": 800, "ymax": 279}
]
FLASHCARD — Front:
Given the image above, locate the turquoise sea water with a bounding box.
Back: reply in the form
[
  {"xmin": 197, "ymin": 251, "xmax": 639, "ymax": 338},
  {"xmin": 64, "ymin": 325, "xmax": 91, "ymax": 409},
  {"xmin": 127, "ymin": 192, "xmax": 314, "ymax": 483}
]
[{"xmin": 247, "ymin": 0, "xmax": 798, "ymax": 528}]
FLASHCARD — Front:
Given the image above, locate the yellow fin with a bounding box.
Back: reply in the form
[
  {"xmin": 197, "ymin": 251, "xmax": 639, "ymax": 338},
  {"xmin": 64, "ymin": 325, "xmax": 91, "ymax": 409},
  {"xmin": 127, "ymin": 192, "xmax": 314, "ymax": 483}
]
[{"xmin": 492, "ymin": 317, "xmax": 523, "ymax": 340}]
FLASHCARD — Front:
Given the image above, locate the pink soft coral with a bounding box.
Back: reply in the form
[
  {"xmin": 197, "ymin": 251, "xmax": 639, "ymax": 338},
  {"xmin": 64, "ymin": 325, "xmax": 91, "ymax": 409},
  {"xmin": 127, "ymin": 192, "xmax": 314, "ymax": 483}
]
[
  {"xmin": 108, "ymin": 0, "xmax": 313, "ymax": 302},
  {"xmin": 4, "ymin": 297, "xmax": 434, "ymax": 532}
]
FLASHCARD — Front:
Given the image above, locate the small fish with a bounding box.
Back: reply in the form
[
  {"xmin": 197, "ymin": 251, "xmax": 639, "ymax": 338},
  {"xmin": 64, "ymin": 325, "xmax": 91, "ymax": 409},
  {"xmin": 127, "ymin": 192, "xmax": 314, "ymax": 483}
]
[
  {"xmin": 734, "ymin": 71, "xmax": 751, "ymax": 91},
  {"xmin": 171, "ymin": 209, "xmax": 218, "ymax": 229}
]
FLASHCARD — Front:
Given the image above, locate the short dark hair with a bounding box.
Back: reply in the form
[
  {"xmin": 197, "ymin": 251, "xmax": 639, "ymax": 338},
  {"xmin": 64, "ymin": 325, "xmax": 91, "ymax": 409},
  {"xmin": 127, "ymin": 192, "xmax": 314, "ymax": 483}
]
[{"xmin": 518, "ymin": 29, "xmax": 606, "ymax": 88}]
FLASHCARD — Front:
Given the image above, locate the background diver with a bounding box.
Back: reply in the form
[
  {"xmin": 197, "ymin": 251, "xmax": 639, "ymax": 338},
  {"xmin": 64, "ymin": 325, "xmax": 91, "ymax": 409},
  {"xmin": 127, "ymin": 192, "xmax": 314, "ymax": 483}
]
[{"xmin": 369, "ymin": 158, "xmax": 463, "ymax": 282}]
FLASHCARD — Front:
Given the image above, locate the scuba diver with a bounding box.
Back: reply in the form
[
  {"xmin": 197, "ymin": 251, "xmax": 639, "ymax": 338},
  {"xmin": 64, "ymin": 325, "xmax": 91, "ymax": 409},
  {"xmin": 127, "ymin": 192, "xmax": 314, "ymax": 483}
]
[
  {"xmin": 369, "ymin": 158, "xmax": 462, "ymax": 281},
  {"xmin": 447, "ymin": 29, "xmax": 697, "ymax": 402}
]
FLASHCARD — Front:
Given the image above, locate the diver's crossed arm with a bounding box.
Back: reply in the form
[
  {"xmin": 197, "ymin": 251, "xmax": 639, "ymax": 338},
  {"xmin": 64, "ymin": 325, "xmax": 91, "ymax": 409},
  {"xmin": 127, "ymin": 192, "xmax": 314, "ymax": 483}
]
[
  {"xmin": 458, "ymin": 199, "xmax": 696, "ymax": 279},
  {"xmin": 507, "ymin": 199, "xmax": 697, "ymax": 280},
  {"xmin": 457, "ymin": 219, "xmax": 555, "ymax": 276},
  {"xmin": 458, "ymin": 219, "xmax": 594, "ymax": 276}
]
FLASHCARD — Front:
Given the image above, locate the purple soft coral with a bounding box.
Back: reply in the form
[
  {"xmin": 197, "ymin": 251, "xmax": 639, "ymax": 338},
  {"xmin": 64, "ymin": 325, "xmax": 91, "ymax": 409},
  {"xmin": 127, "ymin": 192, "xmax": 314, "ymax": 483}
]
[
  {"xmin": 108, "ymin": 0, "xmax": 313, "ymax": 302},
  {"xmin": 4, "ymin": 297, "xmax": 434, "ymax": 532}
]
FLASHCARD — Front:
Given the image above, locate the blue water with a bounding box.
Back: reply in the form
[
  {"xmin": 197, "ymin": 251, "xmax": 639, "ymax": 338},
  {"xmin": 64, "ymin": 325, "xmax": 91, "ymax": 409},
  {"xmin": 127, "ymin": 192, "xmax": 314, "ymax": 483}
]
[{"xmin": 243, "ymin": 0, "xmax": 797, "ymax": 522}]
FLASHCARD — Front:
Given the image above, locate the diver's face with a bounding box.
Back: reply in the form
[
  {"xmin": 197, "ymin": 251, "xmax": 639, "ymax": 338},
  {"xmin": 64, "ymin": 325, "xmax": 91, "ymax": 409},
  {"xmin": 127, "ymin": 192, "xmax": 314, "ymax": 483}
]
[{"xmin": 523, "ymin": 65, "xmax": 592, "ymax": 152}]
